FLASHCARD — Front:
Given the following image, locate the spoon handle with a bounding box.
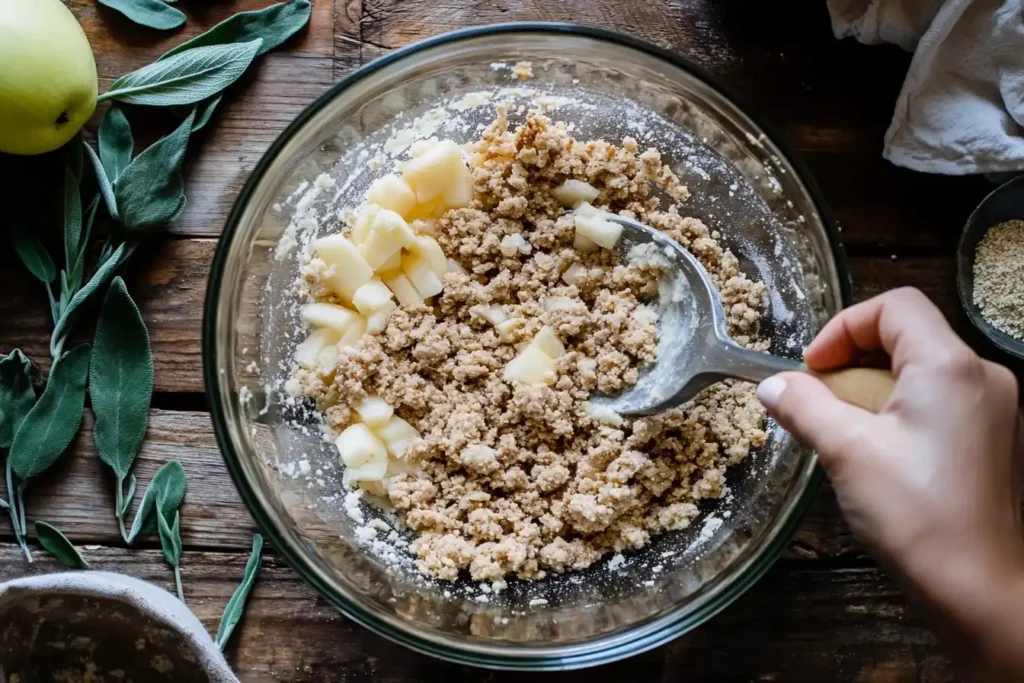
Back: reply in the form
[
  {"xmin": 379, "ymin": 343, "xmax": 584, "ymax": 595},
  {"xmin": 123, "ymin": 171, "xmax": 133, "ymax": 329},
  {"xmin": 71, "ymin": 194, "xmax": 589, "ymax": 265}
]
[{"xmin": 813, "ymin": 367, "xmax": 894, "ymax": 414}]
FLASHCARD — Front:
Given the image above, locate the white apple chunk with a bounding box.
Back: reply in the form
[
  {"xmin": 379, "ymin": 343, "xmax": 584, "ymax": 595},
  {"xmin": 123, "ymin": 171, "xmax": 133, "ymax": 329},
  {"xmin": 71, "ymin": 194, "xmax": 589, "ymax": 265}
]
[
  {"xmin": 573, "ymin": 232, "xmax": 599, "ymax": 253},
  {"xmin": 469, "ymin": 304, "xmax": 507, "ymax": 326},
  {"xmin": 366, "ymin": 174, "xmax": 417, "ymax": 218},
  {"xmin": 350, "ymin": 203, "xmax": 380, "ymax": 244},
  {"xmin": 401, "ymin": 253, "xmax": 444, "ymax": 299},
  {"xmin": 409, "ymin": 137, "xmax": 439, "ymax": 158},
  {"xmin": 583, "ymin": 401, "xmax": 624, "ymax": 427},
  {"xmin": 552, "ymin": 179, "xmax": 599, "ymax": 207},
  {"xmin": 355, "ymin": 396, "xmax": 394, "ymax": 428},
  {"xmin": 495, "ymin": 319, "xmax": 521, "ymax": 342},
  {"xmin": 358, "ymin": 209, "xmax": 416, "ymax": 269},
  {"xmin": 376, "ymin": 416, "xmax": 421, "ymax": 459},
  {"xmin": 503, "ymin": 343, "xmax": 557, "ymax": 385},
  {"xmin": 294, "ymin": 328, "xmax": 341, "ymax": 368},
  {"xmin": 312, "ymin": 234, "xmax": 374, "ymax": 300},
  {"xmin": 336, "ymin": 423, "xmax": 387, "ymax": 469},
  {"xmin": 533, "ymin": 326, "xmax": 565, "ymax": 358},
  {"xmin": 382, "ymin": 273, "xmax": 422, "ymax": 308},
  {"xmin": 401, "ymin": 139, "xmax": 465, "ymax": 203},
  {"xmin": 317, "ymin": 343, "xmax": 339, "ymax": 369},
  {"xmin": 408, "ymin": 235, "xmax": 448, "ymax": 278},
  {"xmin": 574, "ymin": 212, "xmax": 622, "ymax": 250},
  {"xmin": 301, "ymin": 302, "xmax": 360, "ymax": 332},
  {"xmin": 366, "ymin": 300, "xmax": 397, "ymax": 334},
  {"xmin": 442, "ymin": 161, "xmax": 474, "ymax": 208},
  {"xmin": 561, "ymin": 262, "xmax": 587, "ymax": 285},
  {"xmin": 337, "ymin": 314, "xmax": 367, "ymax": 350},
  {"xmin": 405, "ymin": 198, "xmax": 447, "ymax": 222},
  {"xmin": 352, "ymin": 277, "xmax": 394, "ymax": 314},
  {"xmin": 376, "ymin": 249, "xmax": 402, "ymax": 274},
  {"xmin": 446, "ymin": 258, "xmax": 466, "ymax": 275}
]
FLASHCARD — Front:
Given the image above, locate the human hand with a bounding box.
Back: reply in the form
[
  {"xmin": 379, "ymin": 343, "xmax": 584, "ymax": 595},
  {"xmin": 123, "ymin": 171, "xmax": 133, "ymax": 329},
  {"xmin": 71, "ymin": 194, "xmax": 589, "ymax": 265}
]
[{"xmin": 756, "ymin": 288, "xmax": 1023, "ymax": 678}]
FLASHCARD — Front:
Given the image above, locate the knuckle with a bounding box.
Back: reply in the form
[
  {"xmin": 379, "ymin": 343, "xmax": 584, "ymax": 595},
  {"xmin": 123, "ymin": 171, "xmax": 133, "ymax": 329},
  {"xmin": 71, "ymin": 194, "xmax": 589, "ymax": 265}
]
[
  {"xmin": 937, "ymin": 346, "xmax": 982, "ymax": 378},
  {"xmin": 888, "ymin": 286, "xmax": 929, "ymax": 308},
  {"xmin": 985, "ymin": 362, "xmax": 1019, "ymax": 400}
]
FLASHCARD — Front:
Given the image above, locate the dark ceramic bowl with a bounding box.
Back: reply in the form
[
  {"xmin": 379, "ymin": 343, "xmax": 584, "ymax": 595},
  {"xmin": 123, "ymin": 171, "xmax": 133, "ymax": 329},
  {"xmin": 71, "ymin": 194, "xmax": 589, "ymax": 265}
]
[{"xmin": 956, "ymin": 175, "xmax": 1024, "ymax": 360}]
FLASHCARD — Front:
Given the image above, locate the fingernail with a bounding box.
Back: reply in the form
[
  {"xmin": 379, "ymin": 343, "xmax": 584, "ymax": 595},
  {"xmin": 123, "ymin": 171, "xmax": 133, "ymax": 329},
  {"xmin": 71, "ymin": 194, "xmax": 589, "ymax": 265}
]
[{"xmin": 757, "ymin": 376, "xmax": 787, "ymax": 409}]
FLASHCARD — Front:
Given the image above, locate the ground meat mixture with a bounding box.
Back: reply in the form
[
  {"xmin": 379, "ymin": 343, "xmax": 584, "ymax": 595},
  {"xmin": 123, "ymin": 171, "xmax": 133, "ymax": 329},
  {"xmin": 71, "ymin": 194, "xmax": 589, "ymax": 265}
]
[{"xmin": 294, "ymin": 109, "xmax": 768, "ymax": 581}]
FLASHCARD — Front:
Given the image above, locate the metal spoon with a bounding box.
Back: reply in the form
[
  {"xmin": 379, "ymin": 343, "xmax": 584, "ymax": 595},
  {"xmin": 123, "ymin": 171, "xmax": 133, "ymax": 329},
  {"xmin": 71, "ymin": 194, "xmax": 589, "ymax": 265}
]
[{"xmin": 591, "ymin": 214, "xmax": 895, "ymax": 417}]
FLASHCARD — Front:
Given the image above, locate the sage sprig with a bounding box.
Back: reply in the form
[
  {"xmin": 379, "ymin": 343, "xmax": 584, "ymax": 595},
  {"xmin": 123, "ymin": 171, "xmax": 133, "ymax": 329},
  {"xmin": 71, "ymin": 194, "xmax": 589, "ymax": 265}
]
[
  {"xmin": 126, "ymin": 461, "xmax": 187, "ymax": 599},
  {"xmin": 35, "ymin": 521, "xmax": 90, "ymax": 569},
  {"xmin": 0, "ymin": 351, "xmax": 37, "ymax": 514},
  {"xmin": 216, "ymin": 534, "xmax": 264, "ymax": 650},
  {"xmin": 96, "ymin": 0, "xmax": 187, "ymax": 31},
  {"xmin": 98, "ymin": 106, "xmax": 134, "ymax": 183},
  {"xmin": 162, "ymin": 1, "xmax": 311, "ymax": 58},
  {"xmin": 97, "ymin": 40, "xmax": 263, "ymax": 107},
  {"xmin": 157, "ymin": 508, "xmax": 183, "ymax": 600},
  {"xmin": 91, "ymin": 277, "xmax": 154, "ymax": 542}
]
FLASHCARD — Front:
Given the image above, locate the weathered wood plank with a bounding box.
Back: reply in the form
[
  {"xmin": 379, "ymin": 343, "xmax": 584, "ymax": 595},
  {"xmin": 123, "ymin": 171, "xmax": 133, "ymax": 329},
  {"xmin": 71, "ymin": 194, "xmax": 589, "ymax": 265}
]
[{"xmin": 0, "ymin": 545, "xmax": 954, "ymax": 681}]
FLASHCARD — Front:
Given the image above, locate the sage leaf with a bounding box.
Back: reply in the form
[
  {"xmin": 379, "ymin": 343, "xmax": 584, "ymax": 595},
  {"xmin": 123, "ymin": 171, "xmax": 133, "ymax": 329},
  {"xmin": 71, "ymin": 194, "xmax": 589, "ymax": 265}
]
[
  {"xmin": 216, "ymin": 534, "xmax": 263, "ymax": 650},
  {"xmin": 98, "ymin": 107, "xmax": 134, "ymax": 183},
  {"xmin": 190, "ymin": 94, "xmax": 222, "ymax": 132},
  {"xmin": 97, "ymin": 0, "xmax": 186, "ymax": 31},
  {"xmin": 8, "ymin": 345, "xmax": 90, "ymax": 481},
  {"xmin": 10, "ymin": 222, "xmax": 56, "ymax": 284},
  {"xmin": 35, "ymin": 521, "xmax": 90, "ymax": 569},
  {"xmin": 63, "ymin": 166, "xmax": 82, "ymax": 270},
  {"xmin": 99, "ymin": 40, "xmax": 263, "ymax": 107},
  {"xmin": 0, "ymin": 350, "xmax": 38, "ymax": 449},
  {"xmin": 160, "ymin": 0, "xmax": 311, "ymax": 59},
  {"xmin": 114, "ymin": 111, "xmax": 193, "ymax": 231},
  {"xmin": 119, "ymin": 473, "xmax": 138, "ymax": 517},
  {"xmin": 127, "ymin": 460, "xmax": 186, "ymax": 543},
  {"xmin": 91, "ymin": 276, "xmax": 153, "ymax": 484},
  {"xmin": 69, "ymin": 196, "xmax": 101, "ymax": 293},
  {"xmin": 51, "ymin": 242, "xmax": 131, "ymax": 357},
  {"xmin": 84, "ymin": 142, "xmax": 119, "ymax": 221},
  {"xmin": 157, "ymin": 508, "xmax": 181, "ymax": 565}
]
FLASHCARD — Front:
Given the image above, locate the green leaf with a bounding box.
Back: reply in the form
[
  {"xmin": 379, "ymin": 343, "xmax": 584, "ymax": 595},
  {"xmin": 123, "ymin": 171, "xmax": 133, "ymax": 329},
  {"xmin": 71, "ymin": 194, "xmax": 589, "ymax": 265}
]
[
  {"xmin": 190, "ymin": 94, "xmax": 222, "ymax": 132},
  {"xmin": 96, "ymin": 0, "xmax": 186, "ymax": 31},
  {"xmin": 69, "ymin": 196, "xmax": 101, "ymax": 293},
  {"xmin": 84, "ymin": 141, "xmax": 119, "ymax": 221},
  {"xmin": 91, "ymin": 277, "xmax": 154, "ymax": 483},
  {"xmin": 10, "ymin": 222, "xmax": 56, "ymax": 284},
  {"xmin": 119, "ymin": 473, "xmax": 138, "ymax": 517},
  {"xmin": 63, "ymin": 166, "xmax": 82, "ymax": 271},
  {"xmin": 216, "ymin": 534, "xmax": 263, "ymax": 650},
  {"xmin": 99, "ymin": 40, "xmax": 263, "ymax": 107},
  {"xmin": 156, "ymin": 507, "xmax": 181, "ymax": 565},
  {"xmin": 127, "ymin": 460, "xmax": 186, "ymax": 543},
  {"xmin": 113, "ymin": 112, "xmax": 194, "ymax": 232},
  {"xmin": 160, "ymin": 1, "xmax": 311, "ymax": 59},
  {"xmin": 35, "ymin": 521, "xmax": 90, "ymax": 569},
  {"xmin": 98, "ymin": 107, "xmax": 134, "ymax": 183},
  {"xmin": 8, "ymin": 345, "xmax": 90, "ymax": 481},
  {"xmin": 0, "ymin": 350, "xmax": 38, "ymax": 450},
  {"xmin": 51, "ymin": 243, "xmax": 130, "ymax": 357}
]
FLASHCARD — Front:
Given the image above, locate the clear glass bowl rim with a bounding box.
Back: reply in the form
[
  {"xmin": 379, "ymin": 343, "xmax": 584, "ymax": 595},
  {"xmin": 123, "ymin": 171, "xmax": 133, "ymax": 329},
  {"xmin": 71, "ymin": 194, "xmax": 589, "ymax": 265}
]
[{"xmin": 202, "ymin": 21, "xmax": 853, "ymax": 670}]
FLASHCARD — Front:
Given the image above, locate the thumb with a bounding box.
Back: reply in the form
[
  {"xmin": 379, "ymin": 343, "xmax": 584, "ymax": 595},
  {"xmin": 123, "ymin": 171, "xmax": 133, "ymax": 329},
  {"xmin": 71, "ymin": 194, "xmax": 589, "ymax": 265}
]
[{"xmin": 757, "ymin": 371, "xmax": 875, "ymax": 468}]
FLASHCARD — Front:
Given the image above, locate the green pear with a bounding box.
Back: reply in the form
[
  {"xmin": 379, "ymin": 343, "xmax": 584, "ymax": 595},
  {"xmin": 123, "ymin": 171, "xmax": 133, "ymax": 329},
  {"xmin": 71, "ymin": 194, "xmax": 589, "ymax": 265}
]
[{"xmin": 0, "ymin": 0, "xmax": 98, "ymax": 155}]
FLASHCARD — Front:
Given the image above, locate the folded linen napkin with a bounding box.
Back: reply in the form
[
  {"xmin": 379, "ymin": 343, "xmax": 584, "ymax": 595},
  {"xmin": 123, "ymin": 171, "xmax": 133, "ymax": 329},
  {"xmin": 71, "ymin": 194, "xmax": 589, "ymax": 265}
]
[{"xmin": 827, "ymin": 0, "xmax": 1024, "ymax": 174}]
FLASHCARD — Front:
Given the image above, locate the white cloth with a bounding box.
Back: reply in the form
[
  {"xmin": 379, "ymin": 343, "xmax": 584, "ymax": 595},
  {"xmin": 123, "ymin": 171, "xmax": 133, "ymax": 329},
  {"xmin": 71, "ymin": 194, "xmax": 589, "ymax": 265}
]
[
  {"xmin": 827, "ymin": 0, "xmax": 1024, "ymax": 174},
  {"xmin": 0, "ymin": 572, "xmax": 238, "ymax": 682}
]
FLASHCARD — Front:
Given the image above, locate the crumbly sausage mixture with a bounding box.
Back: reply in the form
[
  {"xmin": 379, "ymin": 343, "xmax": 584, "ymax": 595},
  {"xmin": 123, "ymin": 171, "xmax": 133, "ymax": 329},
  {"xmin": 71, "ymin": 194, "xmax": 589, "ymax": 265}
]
[{"xmin": 295, "ymin": 109, "xmax": 768, "ymax": 581}]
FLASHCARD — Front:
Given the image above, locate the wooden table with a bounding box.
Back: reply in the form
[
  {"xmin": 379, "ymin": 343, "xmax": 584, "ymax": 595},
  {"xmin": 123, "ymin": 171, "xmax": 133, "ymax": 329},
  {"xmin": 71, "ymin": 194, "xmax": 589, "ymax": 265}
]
[{"xmin": 1, "ymin": 1, "xmax": 1013, "ymax": 680}]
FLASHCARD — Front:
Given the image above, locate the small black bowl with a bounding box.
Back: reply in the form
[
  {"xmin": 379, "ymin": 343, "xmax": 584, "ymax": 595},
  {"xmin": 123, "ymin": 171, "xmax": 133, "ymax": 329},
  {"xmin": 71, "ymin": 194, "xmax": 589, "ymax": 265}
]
[{"xmin": 956, "ymin": 175, "xmax": 1024, "ymax": 360}]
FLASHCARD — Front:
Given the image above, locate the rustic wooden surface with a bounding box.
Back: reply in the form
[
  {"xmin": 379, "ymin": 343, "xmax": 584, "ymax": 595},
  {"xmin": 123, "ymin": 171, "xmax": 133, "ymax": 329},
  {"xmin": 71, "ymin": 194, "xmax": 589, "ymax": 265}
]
[{"xmin": 1, "ymin": 0, "xmax": 1014, "ymax": 680}]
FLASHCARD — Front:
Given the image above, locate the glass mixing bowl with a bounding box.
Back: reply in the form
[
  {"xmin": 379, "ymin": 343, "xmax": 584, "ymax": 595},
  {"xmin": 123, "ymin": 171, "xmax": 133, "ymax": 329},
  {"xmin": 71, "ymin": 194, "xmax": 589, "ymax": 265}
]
[{"xmin": 204, "ymin": 23, "xmax": 850, "ymax": 670}]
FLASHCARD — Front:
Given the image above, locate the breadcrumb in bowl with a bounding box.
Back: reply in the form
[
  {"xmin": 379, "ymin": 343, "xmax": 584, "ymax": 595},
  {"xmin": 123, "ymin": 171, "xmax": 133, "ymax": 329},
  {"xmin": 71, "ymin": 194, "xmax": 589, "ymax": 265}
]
[{"xmin": 206, "ymin": 24, "xmax": 849, "ymax": 670}]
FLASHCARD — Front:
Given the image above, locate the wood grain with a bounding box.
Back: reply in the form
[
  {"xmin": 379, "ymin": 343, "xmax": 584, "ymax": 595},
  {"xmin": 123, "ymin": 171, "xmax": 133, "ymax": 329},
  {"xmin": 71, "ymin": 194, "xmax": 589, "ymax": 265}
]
[{"xmin": 0, "ymin": 545, "xmax": 954, "ymax": 682}]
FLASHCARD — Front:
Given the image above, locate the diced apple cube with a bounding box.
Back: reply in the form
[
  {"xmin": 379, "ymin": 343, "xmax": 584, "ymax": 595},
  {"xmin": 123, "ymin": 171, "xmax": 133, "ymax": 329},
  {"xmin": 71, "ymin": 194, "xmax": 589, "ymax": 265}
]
[
  {"xmin": 447, "ymin": 258, "xmax": 466, "ymax": 275},
  {"xmin": 382, "ymin": 273, "xmax": 422, "ymax": 308},
  {"xmin": 366, "ymin": 300, "xmax": 397, "ymax": 334},
  {"xmin": 337, "ymin": 314, "xmax": 367, "ymax": 349},
  {"xmin": 376, "ymin": 416, "xmax": 421, "ymax": 459},
  {"xmin": 469, "ymin": 304, "xmax": 507, "ymax": 326},
  {"xmin": 343, "ymin": 453, "xmax": 388, "ymax": 485},
  {"xmin": 562, "ymin": 262, "xmax": 587, "ymax": 285},
  {"xmin": 352, "ymin": 278, "xmax": 394, "ymax": 314},
  {"xmin": 355, "ymin": 397, "xmax": 394, "ymax": 428},
  {"xmin": 409, "ymin": 137, "xmax": 439, "ymax": 158},
  {"xmin": 552, "ymin": 179, "xmax": 600, "ymax": 207},
  {"xmin": 401, "ymin": 253, "xmax": 443, "ymax": 299},
  {"xmin": 359, "ymin": 479, "xmax": 388, "ymax": 497},
  {"xmin": 366, "ymin": 174, "xmax": 417, "ymax": 218},
  {"xmin": 301, "ymin": 302, "xmax": 360, "ymax": 332},
  {"xmin": 336, "ymin": 423, "xmax": 387, "ymax": 469},
  {"xmin": 405, "ymin": 198, "xmax": 447, "ymax": 222},
  {"xmin": 376, "ymin": 249, "xmax": 402, "ymax": 274},
  {"xmin": 442, "ymin": 161, "xmax": 474, "ymax": 208},
  {"xmin": 503, "ymin": 343, "xmax": 557, "ymax": 385},
  {"xmin": 573, "ymin": 232, "xmax": 599, "ymax": 253},
  {"xmin": 583, "ymin": 401, "xmax": 624, "ymax": 427},
  {"xmin": 408, "ymin": 236, "xmax": 448, "ymax": 278},
  {"xmin": 401, "ymin": 139, "xmax": 464, "ymax": 203},
  {"xmin": 294, "ymin": 328, "xmax": 341, "ymax": 368},
  {"xmin": 358, "ymin": 209, "xmax": 416, "ymax": 269},
  {"xmin": 317, "ymin": 343, "xmax": 339, "ymax": 369},
  {"xmin": 495, "ymin": 318, "xmax": 521, "ymax": 342},
  {"xmin": 350, "ymin": 203, "xmax": 380, "ymax": 244},
  {"xmin": 312, "ymin": 234, "xmax": 374, "ymax": 300},
  {"xmin": 533, "ymin": 326, "xmax": 565, "ymax": 358},
  {"xmin": 574, "ymin": 212, "xmax": 622, "ymax": 250},
  {"xmin": 575, "ymin": 202, "xmax": 604, "ymax": 218}
]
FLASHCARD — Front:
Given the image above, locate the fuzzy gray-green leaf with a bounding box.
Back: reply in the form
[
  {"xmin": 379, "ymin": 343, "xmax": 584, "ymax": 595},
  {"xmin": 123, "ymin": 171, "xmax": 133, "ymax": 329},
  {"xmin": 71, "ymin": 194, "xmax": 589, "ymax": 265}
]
[
  {"xmin": 100, "ymin": 40, "xmax": 262, "ymax": 107},
  {"xmin": 216, "ymin": 533, "xmax": 263, "ymax": 650},
  {"xmin": 51, "ymin": 242, "xmax": 130, "ymax": 357},
  {"xmin": 160, "ymin": 1, "xmax": 311, "ymax": 59},
  {"xmin": 35, "ymin": 521, "xmax": 90, "ymax": 569},
  {"xmin": 98, "ymin": 107, "xmax": 134, "ymax": 183},
  {"xmin": 91, "ymin": 277, "xmax": 154, "ymax": 482},
  {"xmin": 127, "ymin": 460, "xmax": 186, "ymax": 543},
  {"xmin": 97, "ymin": 0, "xmax": 186, "ymax": 30},
  {"xmin": 84, "ymin": 142, "xmax": 119, "ymax": 221},
  {"xmin": 113, "ymin": 112, "xmax": 193, "ymax": 231},
  {"xmin": 8, "ymin": 345, "xmax": 90, "ymax": 481},
  {"xmin": 157, "ymin": 508, "xmax": 181, "ymax": 565},
  {"xmin": 63, "ymin": 166, "xmax": 82, "ymax": 270},
  {"xmin": 10, "ymin": 222, "xmax": 56, "ymax": 284},
  {"xmin": 0, "ymin": 350, "xmax": 38, "ymax": 450}
]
